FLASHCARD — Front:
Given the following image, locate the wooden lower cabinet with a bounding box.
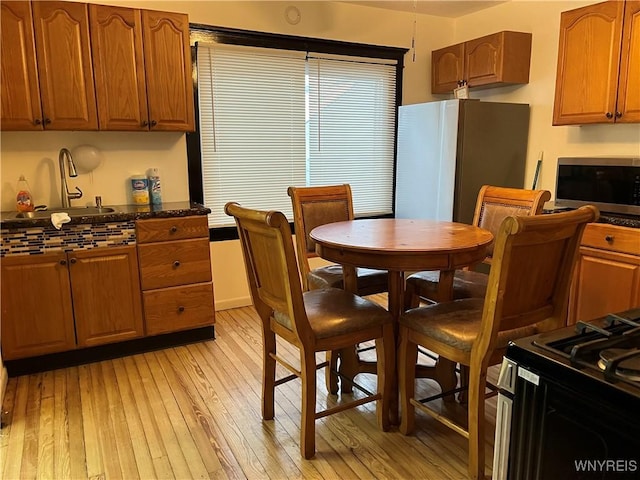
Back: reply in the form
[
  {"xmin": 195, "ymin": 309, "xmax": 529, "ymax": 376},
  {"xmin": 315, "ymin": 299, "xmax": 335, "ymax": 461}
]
[
  {"xmin": 1, "ymin": 252, "xmax": 76, "ymax": 360},
  {"xmin": 71, "ymin": 246, "xmax": 144, "ymax": 347},
  {"xmin": 568, "ymin": 223, "xmax": 640, "ymax": 324},
  {"xmin": 136, "ymin": 216, "xmax": 215, "ymax": 334},
  {"xmin": 1, "ymin": 245, "xmax": 143, "ymax": 360}
]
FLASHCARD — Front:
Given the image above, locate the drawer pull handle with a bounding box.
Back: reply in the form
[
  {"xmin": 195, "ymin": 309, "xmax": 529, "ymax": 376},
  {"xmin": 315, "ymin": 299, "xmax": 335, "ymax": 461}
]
[
  {"xmin": 173, "ymin": 260, "xmax": 181, "ymax": 268},
  {"xmin": 170, "ymin": 226, "xmax": 178, "ymax": 234},
  {"xmin": 605, "ymin": 235, "xmax": 614, "ymax": 243},
  {"xmin": 177, "ymin": 306, "xmax": 185, "ymax": 313}
]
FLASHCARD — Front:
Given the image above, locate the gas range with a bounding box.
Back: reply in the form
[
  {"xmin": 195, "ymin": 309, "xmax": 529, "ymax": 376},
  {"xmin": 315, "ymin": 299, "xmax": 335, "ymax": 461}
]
[
  {"xmin": 493, "ymin": 308, "xmax": 640, "ymax": 480},
  {"xmin": 531, "ymin": 307, "xmax": 640, "ymax": 398}
]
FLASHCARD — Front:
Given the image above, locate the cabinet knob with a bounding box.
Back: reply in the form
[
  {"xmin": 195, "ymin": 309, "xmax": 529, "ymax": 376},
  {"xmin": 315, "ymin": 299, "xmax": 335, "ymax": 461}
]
[
  {"xmin": 177, "ymin": 306, "xmax": 185, "ymax": 313},
  {"xmin": 170, "ymin": 226, "xmax": 178, "ymax": 234},
  {"xmin": 141, "ymin": 120, "xmax": 149, "ymax": 127},
  {"xmin": 34, "ymin": 118, "xmax": 42, "ymax": 126},
  {"xmin": 605, "ymin": 112, "xmax": 613, "ymax": 119},
  {"xmin": 59, "ymin": 259, "xmax": 67, "ymax": 266},
  {"xmin": 44, "ymin": 118, "xmax": 52, "ymax": 125},
  {"xmin": 69, "ymin": 258, "xmax": 77, "ymax": 264},
  {"xmin": 615, "ymin": 112, "xmax": 622, "ymax": 118},
  {"xmin": 150, "ymin": 120, "xmax": 157, "ymax": 127},
  {"xmin": 605, "ymin": 235, "xmax": 614, "ymax": 243},
  {"xmin": 173, "ymin": 260, "xmax": 181, "ymax": 268}
]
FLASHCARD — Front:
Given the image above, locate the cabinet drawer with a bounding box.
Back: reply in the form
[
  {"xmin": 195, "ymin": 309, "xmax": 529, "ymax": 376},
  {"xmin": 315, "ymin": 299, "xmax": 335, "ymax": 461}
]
[
  {"xmin": 138, "ymin": 237, "xmax": 212, "ymax": 289},
  {"xmin": 143, "ymin": 282, "xmax": 215, "ymax": 335},
  {"xmin": 136, "ymin": 216, "xmax": 209, "ymax": 243},
  {"xmin": 581, "ymin": 223, "xmax": 640, "ymax": 256}
]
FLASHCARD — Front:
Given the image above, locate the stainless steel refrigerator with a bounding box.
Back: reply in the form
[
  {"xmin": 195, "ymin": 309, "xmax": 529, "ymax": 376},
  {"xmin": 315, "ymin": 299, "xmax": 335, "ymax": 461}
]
[{"xmin": 395, "ymin": 99, "xmax": 530, "ymax": 224}]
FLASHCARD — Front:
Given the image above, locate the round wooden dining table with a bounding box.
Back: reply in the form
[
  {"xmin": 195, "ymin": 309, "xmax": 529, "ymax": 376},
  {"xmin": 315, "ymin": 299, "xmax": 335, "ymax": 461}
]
[{"xmin": 310, "ymin": 218, "xmax": 494, "ymax": 422}]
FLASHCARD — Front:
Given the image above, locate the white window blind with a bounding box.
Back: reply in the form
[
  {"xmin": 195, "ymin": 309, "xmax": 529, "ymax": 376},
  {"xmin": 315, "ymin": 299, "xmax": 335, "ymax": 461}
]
[
  {"xmin": 307, "ymin": 54, "xmax": 396, "ymax": 216},
  {"xmin": 197, "ymin": 43, "xmax": 397, "ymax": 228}
]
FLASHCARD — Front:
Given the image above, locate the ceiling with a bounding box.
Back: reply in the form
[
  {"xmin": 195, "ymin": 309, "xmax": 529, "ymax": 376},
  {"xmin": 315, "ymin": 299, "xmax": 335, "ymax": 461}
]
[{"xmin": 340, "ymin": 1, "xmax": 507, "ymax": 18}]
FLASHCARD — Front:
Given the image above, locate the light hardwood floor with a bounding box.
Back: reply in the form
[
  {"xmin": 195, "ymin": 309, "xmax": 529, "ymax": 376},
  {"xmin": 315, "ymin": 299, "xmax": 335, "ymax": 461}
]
[{"xmin": 1, "ymin": 299, "xmax": 498, "ymax": 479}]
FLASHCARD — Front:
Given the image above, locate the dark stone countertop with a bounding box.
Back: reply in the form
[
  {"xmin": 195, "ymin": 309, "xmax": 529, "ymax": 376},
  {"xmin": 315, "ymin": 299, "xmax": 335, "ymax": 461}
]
[
  {"xmin": 0, "ymin": 201, "xmax": 211, "ymax": 230},
  {"xmin": 543, "ymin": 204, "xmax": 640, "ymax": 229}
]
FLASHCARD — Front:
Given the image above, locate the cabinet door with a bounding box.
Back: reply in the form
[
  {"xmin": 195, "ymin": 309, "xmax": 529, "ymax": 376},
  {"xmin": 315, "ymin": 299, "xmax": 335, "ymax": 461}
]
[
  {"xmin": 569, "ymin": 246, "xmax": 640, "ymax": 324},
  {"xmin": 90, "ymin": 5, "xmax": 149, "ymax": 131},
  {"xmin": 70, "ymin": 246, "xmax": 144, "ymax": 347},
  {"xmin": 142, "ymin": 10, "xmax": 194, "ymax": 131},
  {"xmin": 0, "ymin": 2, "xmax": 43, "ymax": 131},
  {"xmin": 0, "ymin": 253, "xmax": 76, "ymax": 360},
  {"xmin": 431, "ymin": 43, "xmax": 464, "ymax": 94},
  {"xmin": 617, "ymin": 1, "xmax": 640, "ymax": 123},
  {"xmin": 32, "ymin": 1, "xmax": 98, "ymax": 130},
  {"xmin": 553, "ymin": 1, "xmax": 624, "ymax": 125},
  {"xmin": 464, "ymin": 31, "xmax": 531, "ymax": 89}
]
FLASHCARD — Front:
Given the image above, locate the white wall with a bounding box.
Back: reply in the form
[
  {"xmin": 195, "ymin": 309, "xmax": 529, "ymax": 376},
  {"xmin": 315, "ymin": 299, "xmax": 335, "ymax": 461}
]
[{"xmin": 1, "ymin": 1, "xmax": 638, "ymax": 309}]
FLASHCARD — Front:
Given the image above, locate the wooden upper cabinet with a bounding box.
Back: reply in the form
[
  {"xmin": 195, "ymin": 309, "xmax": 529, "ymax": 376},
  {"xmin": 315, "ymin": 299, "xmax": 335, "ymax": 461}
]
[
  {"xmin": 431, "ymin": 31, "xmax": 532, "ymax": 94},
  {"xmin": 464, "ymin": 31, "xmax": 532, "ymax": 89},
  {"xmin": 142, "ymin": 10, "xmax": 195, "ymax": 132},
  {"xmin": 90, "ymin": 6, "xmax": 194, "ymax": 131},
  {"xmin": 432, "ymin": 43, "xmax": 465, "ymax": 95},
  {"xmin": 0, "ymin": 2, "xmax": 43, "ymax": 130},
  {"xmin": 90, "ymin": 5, "xmax": 148, "ymax": 131},
  {"xmin": 617, "ymin": 1, "xmax": 640, "ymax": 123},
  {"xmin": 32, "ymin": 1, "xmax": 98, "ymax": 130},
  {"xmin": 553, "ymin": 0, "xmax": 640, "ymax": 125}
]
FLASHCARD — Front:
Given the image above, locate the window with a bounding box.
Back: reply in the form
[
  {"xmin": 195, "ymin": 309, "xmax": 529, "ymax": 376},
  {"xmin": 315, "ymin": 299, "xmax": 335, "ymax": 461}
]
[{"xmin": 188, "ymin": 28, "xmax": 406, "ymax": 235}]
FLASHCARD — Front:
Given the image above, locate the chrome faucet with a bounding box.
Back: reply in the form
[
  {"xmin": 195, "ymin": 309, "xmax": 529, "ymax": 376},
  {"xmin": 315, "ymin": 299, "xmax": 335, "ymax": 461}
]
[{"xmin": 58, "ymin": 148, "xmax": 82, "ymax": 208}]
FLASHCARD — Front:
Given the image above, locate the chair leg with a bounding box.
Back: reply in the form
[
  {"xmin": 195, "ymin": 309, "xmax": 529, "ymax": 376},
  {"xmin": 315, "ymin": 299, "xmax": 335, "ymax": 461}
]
[
  {"xmin": 375, "ymin": 323, "xmax": 396, "ymax": 431},
  {"xmin": 403, "ymin": 282, "xmax": 421, "ymax": 310},
  {"xmin": 467, "ymin": 364, "xmax": 487, "ymax": 480},
  {"xmin": 325, "ymin": 350, "xmax": 339, "ymax": 394},
  {"xmin": 399, "ymin": 326, "xmax": 418, "ymax": 435},
  {"xmin": 262, "ymin": 329, "xmax": 276, "ymax": 420},
  {"xmin": 300, "ymin": 349, "xmax": 317, "ymax": 459}
]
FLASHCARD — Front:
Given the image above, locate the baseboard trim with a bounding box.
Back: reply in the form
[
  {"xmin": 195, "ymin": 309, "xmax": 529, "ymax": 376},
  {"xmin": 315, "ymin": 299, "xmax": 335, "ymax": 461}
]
[{"xmin": 215, "ymin": 296, "xmax": 252, "ymax": 310}]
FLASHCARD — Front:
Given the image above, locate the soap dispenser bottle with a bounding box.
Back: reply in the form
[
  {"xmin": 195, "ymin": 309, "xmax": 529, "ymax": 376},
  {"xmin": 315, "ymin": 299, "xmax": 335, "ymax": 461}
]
[{"xmin": 16, "ymin": 174, "xmax": 34, "ymax": 212}]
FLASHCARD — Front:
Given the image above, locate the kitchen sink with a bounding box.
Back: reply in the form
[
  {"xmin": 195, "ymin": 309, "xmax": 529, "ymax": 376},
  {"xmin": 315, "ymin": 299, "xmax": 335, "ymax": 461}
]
[{"xmin": 14, "ymin": 207, "xmax": 116, "ymax": 219}]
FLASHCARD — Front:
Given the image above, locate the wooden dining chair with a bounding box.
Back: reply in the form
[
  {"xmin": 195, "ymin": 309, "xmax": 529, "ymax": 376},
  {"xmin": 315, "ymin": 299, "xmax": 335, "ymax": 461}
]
[
  {"xmin": 287, "ymin": 184, "xmax": 389, "ymax": 295},
  {"xmin": 403, "ymin": 185, "xmax": 552, "ymax": 309},
  {"xmin": 398, "ymin": 205, "xmax": 599, "ymax": 480},
  {"xmin": 225, "ymin": 202, "xmax": 395, "ymax": 459},
  {"xmin": 288, "ymin": 184, "xmax": 390, "ymax": 394}
]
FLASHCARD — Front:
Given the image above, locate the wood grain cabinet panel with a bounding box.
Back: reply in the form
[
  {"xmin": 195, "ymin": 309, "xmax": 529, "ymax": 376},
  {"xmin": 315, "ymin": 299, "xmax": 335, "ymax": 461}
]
[
  {"xmin": 136, "ymin": 216, "xmax": 215, "ymax": 334},
  {"xmin": 143, "ymin": 283, "xmax": 215, "ymax": 335},
  {"xmin": 32, "ymin": 1, "xmax": 98, "ymax": 130},
  {"xmin": 70, "ymin": 246, "xmax": 144, "ymax": 347},
  {"xmin": 90, "ymin": 5, "xmax": 194, "ymax": 131},
  {"xmin": 1, "ymin": 253, "xmax": 76, "ymax": 360},
  {"xmin": 553, "ymin": 0, "xmax": 640, "ymax": 125},
  {"xmin": 568, "ymin": 223, "xmax": 640, "ymax": 324},
  {"xmin": 431, "ymin": 31, "xmax": 531, "ymax": 94},
  {"xmin": 90, "ymin": 4, "xmax": 148, "ymax": 131},
  {"xmin": 0, "ymin": 1, "xmax": 43, "ymax": 130},
  {"xmin": 0, "ymin": 246, "xmax": 144, "ymax": 359},
  {"xmin": 141, "ymin": 10, "xmax": 195, "ymax": 131}
]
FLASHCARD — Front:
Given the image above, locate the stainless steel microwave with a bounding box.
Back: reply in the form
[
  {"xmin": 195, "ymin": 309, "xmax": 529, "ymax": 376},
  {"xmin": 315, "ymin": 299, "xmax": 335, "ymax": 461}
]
[{"xmin": 555, "ymin": 157, "xmax": 640, "ymax": 215}]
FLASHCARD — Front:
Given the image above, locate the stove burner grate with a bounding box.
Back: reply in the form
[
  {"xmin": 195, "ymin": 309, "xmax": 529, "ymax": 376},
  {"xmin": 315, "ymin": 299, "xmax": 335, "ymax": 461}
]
[{"xmin": 598, "ymin": 348, "xmax": 640, "ymax": 382}]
